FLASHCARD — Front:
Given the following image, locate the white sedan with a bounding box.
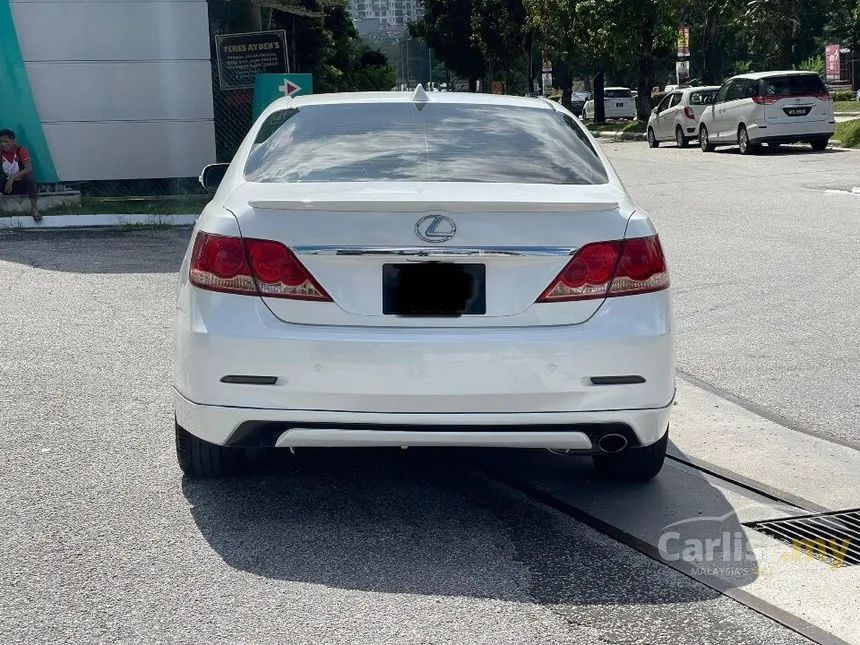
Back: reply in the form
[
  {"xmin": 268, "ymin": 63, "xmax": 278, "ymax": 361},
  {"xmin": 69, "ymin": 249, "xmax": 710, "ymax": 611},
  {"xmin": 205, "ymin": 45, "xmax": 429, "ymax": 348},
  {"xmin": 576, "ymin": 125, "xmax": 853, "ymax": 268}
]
[{"xmin": 174, "ymin": 87, "xmax": 675, "ymax": 480}]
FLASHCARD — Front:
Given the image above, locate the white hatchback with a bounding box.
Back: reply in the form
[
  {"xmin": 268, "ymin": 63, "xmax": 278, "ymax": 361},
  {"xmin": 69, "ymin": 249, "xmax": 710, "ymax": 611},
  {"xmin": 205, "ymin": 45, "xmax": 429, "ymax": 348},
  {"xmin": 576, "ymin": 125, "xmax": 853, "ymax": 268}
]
[
  {"xmin": 647, "ymin": 86, "xmax": 721, "ymax": 148},
  {"xmin": 698, "ymin": 71, "xmax": 836, "ymax": 154},
  {"xmin": 173, "ymin": 87, "xmax": 675, "ymax": 480}
]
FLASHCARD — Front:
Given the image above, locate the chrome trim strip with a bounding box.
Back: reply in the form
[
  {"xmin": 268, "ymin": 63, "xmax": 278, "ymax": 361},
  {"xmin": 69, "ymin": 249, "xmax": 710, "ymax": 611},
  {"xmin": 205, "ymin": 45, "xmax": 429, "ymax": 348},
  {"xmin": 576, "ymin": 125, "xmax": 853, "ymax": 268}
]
[{"xmin": 291, "ymin": 245, "xmax": 576, "ymax": 257}]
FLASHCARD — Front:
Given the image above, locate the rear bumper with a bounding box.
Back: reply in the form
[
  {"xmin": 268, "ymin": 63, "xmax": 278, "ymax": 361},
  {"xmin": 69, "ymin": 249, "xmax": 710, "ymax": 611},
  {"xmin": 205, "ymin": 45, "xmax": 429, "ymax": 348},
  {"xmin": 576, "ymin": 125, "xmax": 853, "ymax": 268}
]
[
  {"xmin": 174, "ymin": 389, "xmax": 674, "ymax": 451},
  {"xmin": 748, "ymin": 121, "xmax": 834, "ymax": 144},
  {"xmin": 174, "ymin": 288, "xmax": 675, "ymax": 448}
]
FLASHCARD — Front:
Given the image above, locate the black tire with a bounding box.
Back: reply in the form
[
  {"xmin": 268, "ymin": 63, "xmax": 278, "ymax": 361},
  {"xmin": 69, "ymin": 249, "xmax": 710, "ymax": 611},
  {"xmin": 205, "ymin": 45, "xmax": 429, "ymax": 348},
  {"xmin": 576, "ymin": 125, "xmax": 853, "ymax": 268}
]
[
  {"xmin": 699, "ymin": 126, "xmax": 715, "ymax": 152},
  {"xmin": 592, "ymin": 429, "xmax": 668, "ymax": 481},
  {"xmin": 647, "ymin": 127, "xmax": 660, "ymax": 148},
  {"xmin": 175, "ymin": 420, "xmax": 241, "ymax": 477},
  {"xmin": 675, "ymin": 127, "xmax": 688, "ymax": 148},
  {"xmin": 737, "ymin": 125, "xmax": 758, "ymax": 155},
  {"xmin": 810, "ymin": 138, "xmax": 828, "ymax": 151}
]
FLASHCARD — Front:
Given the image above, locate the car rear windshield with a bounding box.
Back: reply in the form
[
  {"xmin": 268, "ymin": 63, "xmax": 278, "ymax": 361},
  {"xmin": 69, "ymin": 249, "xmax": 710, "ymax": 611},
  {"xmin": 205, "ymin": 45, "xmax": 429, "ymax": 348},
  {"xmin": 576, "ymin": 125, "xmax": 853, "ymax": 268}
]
[
  {"xmin": 760, "ymin": 74, "xmax": 828, "ymax": 97},
  {"xmin": 243, "ymin": 102, "xmax": 609, "ymax": 185},
  {"xmin": 690, "ymin": 90, "xmax": 717, "ymax": 105},
  {"xmin": 604, "ymin": 89, "xmax": 633, "ymax": 98}
]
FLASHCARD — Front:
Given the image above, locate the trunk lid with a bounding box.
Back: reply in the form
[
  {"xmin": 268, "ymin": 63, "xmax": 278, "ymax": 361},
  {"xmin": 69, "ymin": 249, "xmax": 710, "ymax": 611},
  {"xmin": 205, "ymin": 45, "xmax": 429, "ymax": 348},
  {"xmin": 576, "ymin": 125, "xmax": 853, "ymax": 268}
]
[
  {"xmin": 760, "ymin": 74, "xmax": 833, "ymax": 125},
  {"xmin": 225, "ymin": 181, "xmax": 634, "ymax": 328}
]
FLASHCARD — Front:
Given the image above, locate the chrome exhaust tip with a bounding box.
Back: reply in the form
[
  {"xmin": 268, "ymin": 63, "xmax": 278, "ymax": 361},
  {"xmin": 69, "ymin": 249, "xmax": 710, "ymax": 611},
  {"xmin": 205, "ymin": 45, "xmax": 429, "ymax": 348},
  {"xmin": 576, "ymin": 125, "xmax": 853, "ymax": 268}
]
[{"xmin": 597, "ymin": 433, "xmax": 628, "ymax": 454}]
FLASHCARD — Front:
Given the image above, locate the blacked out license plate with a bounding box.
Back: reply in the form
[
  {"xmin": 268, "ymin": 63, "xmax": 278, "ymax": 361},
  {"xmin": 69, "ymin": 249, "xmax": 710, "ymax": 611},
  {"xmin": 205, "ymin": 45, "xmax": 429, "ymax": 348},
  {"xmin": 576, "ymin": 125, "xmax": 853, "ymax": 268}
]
[{"xmin": 383, "ymin": 263, "xmax": 486, "ymax": 316}]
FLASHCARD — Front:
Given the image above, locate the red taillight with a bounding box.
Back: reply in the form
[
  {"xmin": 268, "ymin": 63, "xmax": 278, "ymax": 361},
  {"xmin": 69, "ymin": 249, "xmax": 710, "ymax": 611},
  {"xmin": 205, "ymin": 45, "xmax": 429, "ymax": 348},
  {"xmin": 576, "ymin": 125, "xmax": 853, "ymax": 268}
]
[
  {"xmin": 684, "ymin": 106, "xmax": 695, "ymax": 120},
  {"xmin": 189, "ymin": 232, "xmax": 331, "ymax": 301},
  {"xmin": 752, "ymin": 96, "xmax": 779, "ymax": 105},
  {"xmin": 536, "ymin": 236, "xmax": 669, "ymax": 303}
]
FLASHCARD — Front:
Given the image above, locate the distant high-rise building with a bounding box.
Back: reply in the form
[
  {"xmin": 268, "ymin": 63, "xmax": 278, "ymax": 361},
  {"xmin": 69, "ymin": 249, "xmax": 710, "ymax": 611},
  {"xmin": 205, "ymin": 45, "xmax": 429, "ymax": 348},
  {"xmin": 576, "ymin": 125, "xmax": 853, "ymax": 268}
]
[{"xmin": 350, "ymin": 0, "xmax": 422, "ymax": 35}]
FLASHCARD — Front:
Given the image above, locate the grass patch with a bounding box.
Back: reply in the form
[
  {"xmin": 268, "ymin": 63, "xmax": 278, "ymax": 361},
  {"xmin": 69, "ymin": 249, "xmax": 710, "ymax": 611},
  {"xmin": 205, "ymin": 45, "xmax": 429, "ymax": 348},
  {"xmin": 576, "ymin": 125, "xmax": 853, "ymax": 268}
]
[
  {"xmin": 834, "ymin": 118, "xmax": 860, "ymax": 148},
  {"xmin": 42, "ymin": 195, "xmax": 209, "ymax": 215},
  {"xmin": 586, "ymin": 120, "xmax": 647, "ymax": 133},
  {"xmin": 834, "ymin": 100, "xmax": 860, "ymax": 113}
]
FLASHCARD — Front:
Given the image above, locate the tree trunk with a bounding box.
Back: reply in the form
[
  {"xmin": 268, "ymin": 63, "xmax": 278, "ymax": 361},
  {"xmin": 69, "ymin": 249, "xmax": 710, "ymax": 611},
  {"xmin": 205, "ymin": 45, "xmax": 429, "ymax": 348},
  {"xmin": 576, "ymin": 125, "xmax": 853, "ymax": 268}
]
[
  {"xmin": 702, "ymin": 5, "xmax": 719, "ymax": 85},
  {"xmin": 593, "ymin": 70, "xmax": 605, "ymax": 122},
  {"xmin": 469, "ymin": 77, "xmax": 478, "ymax": 92},
  {"xmin": 636, "ymin": 21, "xmax": 656, "ymax": 120}
]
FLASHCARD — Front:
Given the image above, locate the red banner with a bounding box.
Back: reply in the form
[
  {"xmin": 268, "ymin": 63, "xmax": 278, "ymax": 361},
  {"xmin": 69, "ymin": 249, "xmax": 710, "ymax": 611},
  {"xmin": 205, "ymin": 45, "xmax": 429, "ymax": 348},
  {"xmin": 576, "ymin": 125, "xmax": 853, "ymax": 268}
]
[{"xmin": 825, "ymin": 44, "xmax": 841, "ymax": 81}]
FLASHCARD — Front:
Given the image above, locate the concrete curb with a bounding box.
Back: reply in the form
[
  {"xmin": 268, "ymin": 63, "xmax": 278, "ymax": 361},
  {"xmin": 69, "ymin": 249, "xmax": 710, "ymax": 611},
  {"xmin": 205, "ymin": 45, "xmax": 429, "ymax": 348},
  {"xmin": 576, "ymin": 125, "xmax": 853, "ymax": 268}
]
[
  {"xmin": 588, "ymin": 130, "xmax": 647, "ymax": 141},
  {"xmin": 0, "ymin": 212, "xmax": 197, "ymax": 230}
]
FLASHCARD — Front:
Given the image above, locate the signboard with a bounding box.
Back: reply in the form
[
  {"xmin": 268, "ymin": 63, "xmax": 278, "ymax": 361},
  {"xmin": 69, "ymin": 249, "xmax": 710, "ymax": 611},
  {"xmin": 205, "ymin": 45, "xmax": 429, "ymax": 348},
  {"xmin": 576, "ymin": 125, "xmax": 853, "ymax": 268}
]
[
  {"xmin": 252, "ymin": 73, "xmax": 313, "ymax": 120},
  {"xmin": 215, "ymin": 30, "xmax": 288, "ymax": 90},
  {"xmin": 825, "ymin": 44, "xmax": 841, "ymax": 81},
  {"xmin": 677, "ymin": 27, "xmax": 690, "ymax": 58},
  {"xmin": 676, "ymin": 60, "xmax": 690, "ymax": 84}
]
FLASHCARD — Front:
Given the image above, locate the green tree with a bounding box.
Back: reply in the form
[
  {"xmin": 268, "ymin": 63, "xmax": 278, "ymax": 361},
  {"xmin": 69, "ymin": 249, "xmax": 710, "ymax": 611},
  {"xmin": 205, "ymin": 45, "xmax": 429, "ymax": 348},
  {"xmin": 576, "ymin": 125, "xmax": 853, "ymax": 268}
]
[
  {"xmin": 409, "ymin": 0, "xmax": 487, "ymax": 90},
  {"xmin": 471, "ymin": 0, "xmax": 536, "ymax": 93}
]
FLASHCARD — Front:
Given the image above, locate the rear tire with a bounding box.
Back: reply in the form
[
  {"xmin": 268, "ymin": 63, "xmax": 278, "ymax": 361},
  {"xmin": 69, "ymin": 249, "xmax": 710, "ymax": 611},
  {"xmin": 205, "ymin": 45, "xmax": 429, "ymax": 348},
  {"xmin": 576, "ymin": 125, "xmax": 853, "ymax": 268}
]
[
  {"xmin": 647, "ymin": 127, "xmax": 660, "ymax": 148},
  {"xmin": 699, "ymin": 126, "xmax": 715, "ymax": 152},
  {"xmin": 592, "ymin": 429, "xmax": 668, "ymax": 481},
  {"xmin": 675, "ymin": 127, "xmax": 688, "ymax": 148},
  {"xmin": 175, "ymin": 420, "xmax": 242, "ymax": 477},
  {"xmin": 810, "ymin": 138, "xmax": 828, "ymax": 151},
  {"xmin": 738, "ymin": 125, "xmax": 758, "ymax": 155}
]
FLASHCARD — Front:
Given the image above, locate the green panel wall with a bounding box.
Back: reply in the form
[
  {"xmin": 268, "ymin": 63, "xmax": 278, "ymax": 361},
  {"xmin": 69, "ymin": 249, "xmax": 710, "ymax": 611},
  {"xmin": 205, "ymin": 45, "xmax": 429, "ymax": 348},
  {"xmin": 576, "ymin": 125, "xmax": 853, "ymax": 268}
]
[{"xmin": 0, "ymin": 0, "xmax": 58, "ymax": 182}]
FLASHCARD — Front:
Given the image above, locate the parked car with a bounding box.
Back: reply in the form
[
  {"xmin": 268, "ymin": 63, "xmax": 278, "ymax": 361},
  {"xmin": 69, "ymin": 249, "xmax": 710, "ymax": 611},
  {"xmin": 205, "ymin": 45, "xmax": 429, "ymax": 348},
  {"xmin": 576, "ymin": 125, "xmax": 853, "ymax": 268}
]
[
  {"xmin": 176, "ymin": 87, "xmax": 674, "ymax": 481},
  {"xmin": 570, "ymin": 91, "xmax": 590, "ymax": 116},
  {"xmin": 582, "ymin": 87, "xmax": 637, "ymax": 120},
  {"xmin": 647, "ymin": 86, "xmax": 721, "ymax": 148},
  {"xmin": 698, "ymin": 71, "xmax": 835, "ymax": 154}
]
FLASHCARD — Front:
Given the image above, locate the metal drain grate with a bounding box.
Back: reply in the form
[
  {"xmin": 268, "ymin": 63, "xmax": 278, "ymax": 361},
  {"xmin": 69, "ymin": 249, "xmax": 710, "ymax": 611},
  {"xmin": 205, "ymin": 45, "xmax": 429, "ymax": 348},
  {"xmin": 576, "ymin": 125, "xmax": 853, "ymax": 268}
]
[{"xmin": 746, "ymin": 509, "xmax": 860, "ymax": 567}]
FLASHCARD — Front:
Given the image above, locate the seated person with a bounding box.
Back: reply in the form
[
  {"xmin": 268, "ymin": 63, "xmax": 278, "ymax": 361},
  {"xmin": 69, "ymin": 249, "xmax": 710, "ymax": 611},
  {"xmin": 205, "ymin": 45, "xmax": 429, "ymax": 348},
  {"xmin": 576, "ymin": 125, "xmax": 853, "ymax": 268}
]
[{"xmin": 1, "ymin": 129, "xmax": 42, "ymax": 221}]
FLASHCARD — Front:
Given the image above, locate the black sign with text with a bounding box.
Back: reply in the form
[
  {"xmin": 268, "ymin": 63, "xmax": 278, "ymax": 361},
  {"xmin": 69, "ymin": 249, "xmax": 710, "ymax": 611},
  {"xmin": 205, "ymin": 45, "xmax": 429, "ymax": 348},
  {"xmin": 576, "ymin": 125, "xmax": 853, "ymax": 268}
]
[{"xmin": 215, "ymin": 30, "xmax": 288, "ymax": 90}]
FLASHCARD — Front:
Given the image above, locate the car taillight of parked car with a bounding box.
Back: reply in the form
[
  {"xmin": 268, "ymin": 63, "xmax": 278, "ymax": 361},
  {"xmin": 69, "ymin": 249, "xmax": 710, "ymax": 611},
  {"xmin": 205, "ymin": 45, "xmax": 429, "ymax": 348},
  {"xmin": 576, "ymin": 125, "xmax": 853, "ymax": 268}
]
[
  {"xmin": 537, "ymin": 236, "xmax": 669, "ymax": 302},
  {"xmin": 189, "ymin": 231, "xmax": 332, "ymax": 301},
  {"xmin": 684, "ymin": 106, "xmax": 695, "ymax": 119}
]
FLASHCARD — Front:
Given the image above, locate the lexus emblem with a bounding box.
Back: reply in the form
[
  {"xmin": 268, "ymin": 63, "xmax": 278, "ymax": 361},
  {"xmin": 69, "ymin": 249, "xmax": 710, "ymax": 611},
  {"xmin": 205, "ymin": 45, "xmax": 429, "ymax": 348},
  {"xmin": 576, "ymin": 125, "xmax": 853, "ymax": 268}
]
[{"xmin": 415, "ymin": 215, "xmax": 456, "ymax": 243}]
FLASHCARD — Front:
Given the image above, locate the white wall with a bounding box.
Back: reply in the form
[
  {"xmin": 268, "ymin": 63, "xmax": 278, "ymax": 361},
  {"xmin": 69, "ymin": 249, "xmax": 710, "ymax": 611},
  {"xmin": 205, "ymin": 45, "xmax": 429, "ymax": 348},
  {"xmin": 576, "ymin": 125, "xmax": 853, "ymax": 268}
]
[{"xmin": 10, "ymin": 0, "xmax": 217, "ymax": 182}]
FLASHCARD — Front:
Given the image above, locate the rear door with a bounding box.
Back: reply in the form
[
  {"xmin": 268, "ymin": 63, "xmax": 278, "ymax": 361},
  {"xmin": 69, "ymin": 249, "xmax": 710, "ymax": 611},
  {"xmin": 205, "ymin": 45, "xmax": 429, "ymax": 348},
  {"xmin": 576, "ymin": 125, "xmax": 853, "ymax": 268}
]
[
  {"xmin": 226, "ymin": 99, "xmax": 635, "ymax": 329},
  {"xmin": 659, "ymin": 92, "xmax": 684, "ymax": 138},
  {"xmin": 757, "ymin": 74, "xmax": 833, "ymax": 126}
]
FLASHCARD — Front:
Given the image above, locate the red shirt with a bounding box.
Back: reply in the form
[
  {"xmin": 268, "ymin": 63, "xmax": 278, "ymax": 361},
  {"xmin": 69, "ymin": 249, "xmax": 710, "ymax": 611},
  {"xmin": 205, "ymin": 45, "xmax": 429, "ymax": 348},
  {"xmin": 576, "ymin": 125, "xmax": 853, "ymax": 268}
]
[{"xmin": 1, "ymin": 145, "xmax": 30, "ymax": 166}]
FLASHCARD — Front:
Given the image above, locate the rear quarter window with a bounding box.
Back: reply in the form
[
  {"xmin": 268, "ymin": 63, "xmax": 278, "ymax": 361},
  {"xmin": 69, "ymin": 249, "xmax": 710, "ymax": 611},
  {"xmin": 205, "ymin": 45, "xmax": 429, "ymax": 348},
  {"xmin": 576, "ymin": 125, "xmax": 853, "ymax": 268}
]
[
  {"xmin": 690, "ymin": 90, "xmax": 717, "ymax": 105},
  {"xmin": 244, "ymin": 102, "xmax": 610, "ymax": 185}
]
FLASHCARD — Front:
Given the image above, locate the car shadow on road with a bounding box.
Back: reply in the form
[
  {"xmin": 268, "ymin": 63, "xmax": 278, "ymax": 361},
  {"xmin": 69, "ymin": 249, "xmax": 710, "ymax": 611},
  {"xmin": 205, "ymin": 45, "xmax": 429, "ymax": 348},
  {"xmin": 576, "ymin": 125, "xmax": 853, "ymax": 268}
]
[
  {"xmin": 712, "ymin": 146, "xmax": 850, "ymax": 156},
  {"xmin": 0, "ymin": 227, "xmax": 192, "ymax": 274},
  {"xmin": 182, "ymin": 442, "xmax": 766, "ymax": 608}
]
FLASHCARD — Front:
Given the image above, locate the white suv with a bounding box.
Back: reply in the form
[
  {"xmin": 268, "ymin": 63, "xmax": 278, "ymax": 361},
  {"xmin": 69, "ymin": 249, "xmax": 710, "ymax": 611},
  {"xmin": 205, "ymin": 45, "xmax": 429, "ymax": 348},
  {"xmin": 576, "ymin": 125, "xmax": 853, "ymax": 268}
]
[
  {"xmin": 582, "ymin": 88, "xmax": 637, "ymax": 120},
  {"xmin": 698, "ymin": 71, "xmax": 835, "ymax": 154}
]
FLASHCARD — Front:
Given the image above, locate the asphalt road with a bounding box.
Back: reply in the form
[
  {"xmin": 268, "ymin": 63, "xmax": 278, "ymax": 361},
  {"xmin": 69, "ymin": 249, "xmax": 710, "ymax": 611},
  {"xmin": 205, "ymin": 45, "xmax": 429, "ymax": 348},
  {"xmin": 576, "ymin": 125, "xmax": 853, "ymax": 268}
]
[
  {"xmin": 602, "ymin": 141, "xmax": 860, "ymax": 448},
  {"xmin": 0, "ymin": 229, "xmax": 815, "ymax": 643}
]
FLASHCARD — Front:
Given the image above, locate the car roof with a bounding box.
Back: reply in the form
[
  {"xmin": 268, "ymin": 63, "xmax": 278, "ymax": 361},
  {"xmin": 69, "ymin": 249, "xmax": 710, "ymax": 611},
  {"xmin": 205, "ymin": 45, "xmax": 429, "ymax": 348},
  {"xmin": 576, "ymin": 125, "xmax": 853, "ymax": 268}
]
[
  {"xmin": 730, "ymin": 70, "xmax": 821, "ymax": 81},
  {"xmin": 685, "ymin": 85, "xmax": 721, "ymax": 92},
  {"xmin": 266, "ymin": 87, "xmax": 558, "ymax": 112},
  {"xmin": 604, "ymin": 87, "xmax": 631, "ymax": 90}
]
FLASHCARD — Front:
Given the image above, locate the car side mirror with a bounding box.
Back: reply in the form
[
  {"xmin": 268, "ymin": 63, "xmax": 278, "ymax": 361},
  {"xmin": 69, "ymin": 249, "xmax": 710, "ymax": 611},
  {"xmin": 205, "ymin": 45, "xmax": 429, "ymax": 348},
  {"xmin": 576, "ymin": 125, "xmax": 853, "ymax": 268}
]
[
  {"xmin": 199, "ymin": 163, "xmax": 229, "ymax": 193},
  {"xmin": 652, "ymin": 107, "xmax": 659, "ymax": 114}
]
